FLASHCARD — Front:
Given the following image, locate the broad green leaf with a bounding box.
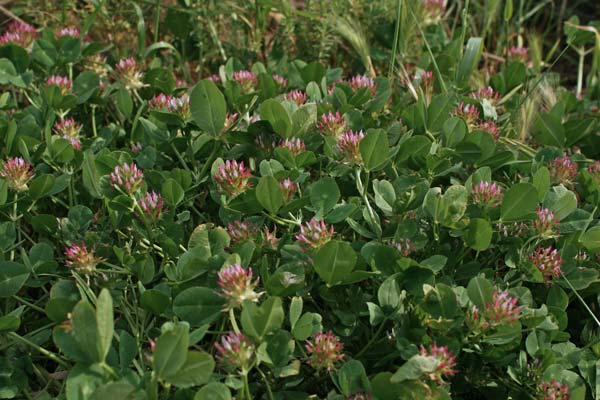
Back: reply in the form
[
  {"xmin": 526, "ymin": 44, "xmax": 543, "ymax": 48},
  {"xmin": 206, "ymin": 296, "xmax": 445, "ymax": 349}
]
[
  {"xmin": 467, "ymin": 276, "xmax": 494, "ymax": 309},
  {"xmin": 533, "ymin": 167, "xmax": 550, "ymax": 201},
  {"xmin": 256, "ymin": 176, "xmax": 284, "ymax": 214},
  {"xmin": 190, "ymin": 80, "xmax": 226, "ymax": 136},
  {"xmin": 96, "ymin": 289, "xmax": 114, "ymax": 363},
  {"xmin": 194, "ymin": 383, "xmax": 231, "ymax": 400},
  {"xmin": 456, "ymin": 38, "xmax": 483, "ymax": 87},
  {"xmin": 313, "ymin": 240, "xmax": 357, "ymax": 286},
  {"xmin": 310, "ymin": 177, "xmax": 340, "ymax": 215},
  {"xmin": 29, "ymin": 174, "xmax": 56, "ymax": 200},
  {"xmin": 259, "ymin": 99, "xmax": 292, "ymax": 138},
  {"xmin": 291, "ymin": 103, "xmax": 317, "ymax": 136},
  {"xmin": 173, "ymin": 287, "xmax": 226, "ymax": 326},
  {"xmin": 289, "ymin": 297, "xmax": 303, "ymax": 329},
  {"xmin": 466, "ymin": 218, "xmax": 492, "ymax": 251},
  {"xmin": 359, "ymin": 130, "xmax": 389, "ymax": 171},
  {"xmin": 72, "ymin": 301, "xmax": 102, "ymax": 363},
  {"xmin": 534, "ymin": 112, "xmax": 565, "ymax": 147},
  {"xmin": 580, "ymin": 226, "xmax": 600, "ymax": 251},
  {"xmin": 154, "ymin": 322, "xmax": 189, "ymax": 380},
  {"xmin": 291, "ymin": 312, "xmax": 322, "ymax": 341},
  {"xmin": 391, "ymin": 355, "xmax": 439, "ymax": 383},
  {"xmin": 501, "ymin": 183, "xmax": 538, "ymax": 220},
  {"xmin": 165, "ymin": 351, "xmax": 215, "ymax": 388},
  {"xmin": 241, "ymin": 297, "xmax": 284, "ymax": 339},
  {"xmin": 162, "ymin": 178, "xmax": 185, "ymax": 206},
  {"xmin": 0, "ymin": 262, "xmax": 29, "ymax": 298}
]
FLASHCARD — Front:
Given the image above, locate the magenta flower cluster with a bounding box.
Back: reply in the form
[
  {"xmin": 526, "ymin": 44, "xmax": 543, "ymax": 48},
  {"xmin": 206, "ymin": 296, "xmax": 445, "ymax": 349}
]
[
  {"xmin": 0, "ymin": 21, "xmax": 36, "ymax": 47},
  {"xmin": 215, "ymin": 332, "xmax": 255, "ymax": 372},
  {"xmin": 305, "ymin": 331, "xmax": 345, "ymax": 371},
  {"xmin": 318, "ymin": 111, "xmax": 346, "ymax": 138},
  {"xmin": 471, "ymin": 181, "xmax": 503, "ymax": 208},
  {"xmin": 65, "ymin": 243, "xmax": 102, "ymax": 274},
  {"xmin": 214, "ymin": 160, "xmax": 252, "ymax": 198},
  {"xmin": 115, "ymin": 57, "xmax": 144, "ymax": 90},
  {"xmin": 1, "ymin": 157, "xmax": 34, "ymax": 192},
  {"xmin": 337, "ymin": 130, "xmax": 365, "ymax": 164},
  {"xmin": 53, "ymin": 118, "xmax": 82, "ymax": 150},
  {"xmin": 46, "ymin": 75, "xmax": 72, "ymax": 96},
  {"xmin": 217, "ymin": 264, "xmax": 262, "ymax": 308},
  {"xmin": 284, "ymin": 90, "xmax": 307, "ymax": 105},
  {"xmin": 279, "ymin": 138, "xmax": 306, "ymax": 156},
  {"xmin": 549, "ymin": 156, "xmax": 577, "ymax": 184},
  {"xmin": 530, "ymin": 246, "xmax": 563, "ymax": 282},
  {"xmin": 295, "ymin": 218, "xmax": 334, "ymax": 249},
  {"xmin": 471, "ymin": 290, "xmax": 522, "ymax": 329},
  {"xmin": 110, "ymin": 162, "xmax": 144, "ymax": 194},
  {"xmin": 419, "ymin": 343, "xmax": 457, "ymax": 382}
]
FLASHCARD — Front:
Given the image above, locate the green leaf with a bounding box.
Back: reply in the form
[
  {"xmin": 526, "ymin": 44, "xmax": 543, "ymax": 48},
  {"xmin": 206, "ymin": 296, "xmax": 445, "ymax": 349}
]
[
  {"xmin": 378, "ymin": 276, "xmax": 402, "ymax": 311},
  {"xmin": 0, "ymin": 262, "xmax": 29, "ymax": 298},
  {"xmin": 501, "ymin": 183, "xmax": 538, "ymax": 221},
  {"xmin": 96, "ymin": 289, "xmax": 114, "ymax": 363},
  {"xmin": 291, "ymin": 312, "xmax": 322, "ymax": 341},
  {"xmin": 162, "ymin": 178, "xmax": 185, "ymax": 206},
  {"xmin": 467, "ymin": 276, "xmax": 494, "ymax": 309},
  {"xmin": 241, "ymin": 297, "xmax": 284, "ymax": 339},
  {"xmin": 164, "ymin": 351, "xmax": 215, "ymax": 388},
  {"xmin": 28, "ymin": 174, "xmax": 56, "ymax": 200},
  {"xmin": 195, "ymin": 383, "xmax": 231, "ymax": 400},
  {"xmin": 580, "ymin": 226, "xmax": 600, "ymax": 251},
  {"xmin": 391, "ymin": 355, "xmax": 439, "ymax": 383},
  {"xmin": 0, "ymin": 314, "xmax": 19, "ymax": 333},
  {"xmin": 259, "ymin": 99, "xmax": 292, "ymax": 138},
  {"xmin": 503, "ymin": 0, "xmax": 513, "ymax": 20},
  {"xmin": 533, "ymin": 167, "xmax": 550, "ymax": 201},
  {"xmin": 154, "ymin": 322, "xmax": 189, "ymax": 380},
  {"xmin": 456, "ymin": 38, "xmax": 483, "ymax": 87},
  {"xmin": 359, "ymin": 130, "xmax": 389, "ymax": 171},
  {"xmin": 115, "ymin": 88, "xmax": 133, "ymax": 118},
  {"xmin": 313, "ymin": 240, "xmax": 357, "ymax": 286},
  {"xmin": 256, "ymin": 176, "xmax": 284, "ymax": 214},
  {"xmin": 190, "ymin": 80, "xmax": 226, "ymax": 136},
  {"xmin": 89, "ymin": 382, "xmax": 136, "ymax": 400},
  {"xmin": 72, "ymin": 301, "xmax": 102, "ymax": 363},
  {"xmin": 141, "ymin": 289, "xmax": 170, "ymax": 315},
  {"xmin": 289, "ymin": 297, "xmax": 303, "ymax": 329},
  {"xmin": 543, "ymin": 186, "xmax": 577, "ymax": 220},
  {"xmin": 310, "ymin": 177, "xmax": 340, "ymax": 215},
  {"xmin": 173, "ymin": 287, "xmax": 226, "ymax": 327},
  {"xmin": 534, "ymin": 112, "xmax": 565, "ymax": 148},
  {"xmin": 335, "ymin": 360, "xmax": 370, "ymax": 395},
  {"xmin": 466, "ymin": 218, "xmax": 492, "ymax": 251},
  {"xmin": 291, "ymin": 103, "xmax": 317, "ymax": 136}
]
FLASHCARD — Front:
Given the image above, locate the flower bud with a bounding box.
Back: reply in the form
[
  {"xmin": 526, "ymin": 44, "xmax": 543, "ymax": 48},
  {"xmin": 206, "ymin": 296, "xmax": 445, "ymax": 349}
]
[
  {"xmin": 110, "ymin": 162, "xmax": 144, "ymax": 194},
  {"xmin": 0, "ymin": 157, "xmax": 34, "ymax": 192}
]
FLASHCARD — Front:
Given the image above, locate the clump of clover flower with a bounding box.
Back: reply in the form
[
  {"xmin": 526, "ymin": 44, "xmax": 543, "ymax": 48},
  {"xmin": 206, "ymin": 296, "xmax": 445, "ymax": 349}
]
[
  {"xmin": 261, "ymin": 227, "xmax": 279, "ymax": 249},
  {"xmin": 533, "ymin": 207, "xmax": 559, "ymax": 237},
  {"xmin": 233, "ymin": 70, "xmax": 257, "ymax": 92},
  {"xmin": 148, "ymin": 93, "xmax": 172, "ymax": 111},
  {"xmin": 536, "ymin": 380, "xmax": 569, "ymax": 400},
  {"xmin": 138, "ymin": 191, "xmax": 166, "ymax": 220},
  {"xmin": 452, "ymin": 102, "xmax": 480, "ymax": 127},
  {"xmin": 0, "ymin": 21, "xmax": 36, "ymax": 47},
  {"xmin": 214, "ymin": 160, "xmax": 252, "ymax": 198},
  {"xmin": 419, "ymin": 344, "xmax": 457, "ymax": 382},
  {"xmin": 170, "ymin": 94, "xmax": 190, "ymax": 119},
  {"xmin": 471, "ymin": 86, "xmax": 501, "ymax": 104},
  {"xmin": 508, "ymin": 46, "xmax": 529, "ymax": 63},
  {"xmin": 587, "ymin": 161, "xmax": 600, "ymax": 185},
  {"xmin": 279, "ymin": 138, "xmax": 306, "ymax": 156},
  {"xmin": 46, "ymin": 75, "xmax": 72, "ymax": 96},
  {"xmin": 338, "ymin": 130, "xmax": 365, "ymax": 164},
  {"xmin": 530, "ymin": 246, "xmax": 563, "ymax": 282},
  {"xmin": 115, "ymin": 57, "xmax": 144, "ymax": 91},
  {"xmin": 53, "ymin": 118, "xmax": 82, "ymax": 150},
  {"xmin": 255, "ymin": 134, "xmax": 276, "ymax": 153},
  {"xmin": 390, "ymin": 238, "xmax": 415, "ymax": 257},
  {"xmin": 131, "ymin": 142, "xmax": 143, "ymax": 153},
  {"xmin": 206, "ymin": 74, "xmax": 221, "ymax": 83},
  {"xmin": 223, "ymin": 112, "xmax": 239, "ymax": 132},
  {"xmin": 318, "ymin": 111, "xmax": 346, "ymax": 139},
  {"xmin": 215, "ymin": 332, "xmax": 255, "ymax": 373},
  {"xmin": 477, "ymin": 120, "xmax": 500, "ymax": 140},
  {"xmin": 295, "ymin": 218, "xmax": 334, "ymax": 249},
  {"xmin": 217, "ymin": 264, "xmax": 262, "ymax": 308},
  {"xmin": 110, "ymin": 162, "xmax": 144, "ymax": 194},
  {"xmin": 549, "ymin": 155, "xmax": 577, "ymax": 184},
  {"xmin": 471, "ymin": 181, "xmax": 503, "ymax": 208},
  {"xmin": 0, "ymin": 157, "xmax": 34, "ymax": 192},
  {"xmin": 347, "ymin": 74, "xmax": 376, "ymax": 95},
  {"xmin": 272, "ymin": 74, "xmax": 288, "ymax": 87},
  {"xmin": 423, "ymin": 0, "xmax": 445, "ymax": 23},
  {"xmin": 471, "ymin": 290, "xmax": 522, "ymax": 329},
  {"xmin": 227, "ymin": 219, "xmax": 257, "ymax": 244},
  {"xmin": 284, "ymin": 89, "xmax": 307, "ymax": 105},
  {"xmin": 85, "ymin": 54, "xmax": 109, "ymax": 78},
  {"xmin": 305, "ymin": 331, "xmax": 345, "ymax": 371},
  {"xmin": 65, "ymin": 243, "xmax": 103, "ymax": 274},
  {"xmin": 279, "ymin": 178, "xmax": 298, "ymax": 202},
  {"xmin": 56, "ymin": 27, "xmax": 80, "ymax": 39}
]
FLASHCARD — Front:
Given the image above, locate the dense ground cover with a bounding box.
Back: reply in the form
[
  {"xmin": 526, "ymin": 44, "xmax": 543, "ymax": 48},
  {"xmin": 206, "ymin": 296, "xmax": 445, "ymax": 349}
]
[{"xmin": 1, "ymin": 1, "xmax": 600, "ymax": 399}]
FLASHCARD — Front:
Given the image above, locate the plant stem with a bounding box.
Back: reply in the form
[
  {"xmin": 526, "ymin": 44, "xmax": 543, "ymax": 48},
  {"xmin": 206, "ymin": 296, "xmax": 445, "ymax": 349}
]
[
  {"xmin": 8, "ymin": 332, "xmax": 69, "ymax": 368},
  {"xmin": 243, "ymin": 372, "xmax": 252, "ymax": 400},
  {"xmin": 257, "ymin": 368, "xmax": 274, "ymax": 400},
  {"xmin": 354, "ymin": 320, "xmax": 387, "ymax": 358},
  {"xmin": 576, "ymin": 46, "xmax": 585, "ymax": 97},
  {"xmin": 229, "ymin": 308, "xmax": 240, "ymax": 334},
  {"xmin": 91, "ymin": 105, "xmax": 98, "ymax": 137},
  {"xmin": 560, "ymin": 271, "xmax": 600, "ymax": 329},
  {"xmin": 153, "ymin": 0, "xmax": 161, "ymax": 43},
  {"xmin": 388, "ymin": 0, "xmax": 403, "ymax": 81},
  {"xmin": 198, "ymin": 140, "xmax": 220, "ymax": 181},
  {"xmin": 12, "ymin": 295, "xmax": 45, "ymax": 313}
]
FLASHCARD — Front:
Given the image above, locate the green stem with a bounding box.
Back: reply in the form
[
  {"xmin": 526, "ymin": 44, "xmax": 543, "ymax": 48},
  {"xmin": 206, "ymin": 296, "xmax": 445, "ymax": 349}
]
[
  {"xmin": 243, "ymin": 372, "xmax": 252, "ymax": 400},
  {"xmin": 153, "ymin": 0, "xmax": 161, "ymax": 43},
  {"xmin": 91, "ymin": 105, "xmax": 98, "ymax": 137},
  {"xmin": 198, "ymin": 140, "xmax": 220, "ymax": 180},
  {"xmin": 560, "ymin": 271, "xmax": 600, "ymax": 329},
  {"xmin": 229, "ymin": 308, "xmax": 240, "ymax": 334},
  {"xmin": 354, "ymin": 320, "xmax": 387, "ymax": 358},
  {"xmin": 170, "ymin": 143, "xmax": 191, "ymax": 172},
  {"xmin": 12, "ymin": 295, "xmax": 46, "ymax": 313},
  {"xmin": 388, "ymin": 0, "xmax": 403, "ymax": 80},
  {"xmin": 8, "ymin": 332, "xmax": 69, "ymax": 368},
  {"xmin": 258, "ymin": 368, "xmax": 274, "ymax": 400}
]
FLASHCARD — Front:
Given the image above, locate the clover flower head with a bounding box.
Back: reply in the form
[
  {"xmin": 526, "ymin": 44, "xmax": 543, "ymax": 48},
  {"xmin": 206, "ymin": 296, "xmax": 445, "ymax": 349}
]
[
  {"xmin": 86, "ymin": 54, "xmax": 109, "ymax": 78},
  {"xmin": 338, "ymin": 130, "xmax": 365, "ymax": 164},
  {"xmin": 217, "ymin": 264, "xmax": 262, "ymax": 308},
  {"xmin": 587, "ymin": 160, "xmax": 600, "ymax": 181},
  {"xmin": 471, "ymin": 181, "xmax": 503, "ymax": 208},
  {"xmin": 472, "ymin": 290, "xmax": 522, "ymax": 329},
  {"xmin": 57, "ymin": 27, "xmax": 80, "ymax": 39},
  {"xmin": 533, "ymin": 207, "xmax": 559, "ymax": 237},
  {"xmin": 318, "ymin": 111, "xmax": 346, "ymax": 138},
  {"xmin": 255, "ymin": 134, "xmax": 277, "ymax": 153},
  {"xmin": 452, "ymin": 102, "xmax": 480, "ymax": 126},
  {"xmin": 508, "ymin": 46, "xmax": 529, "ymax": 63},
  {"xmin": 390, "ymin": 238, "xmax": 415, "ymax": 257},
  {"xmin": 206, "ymin": 74, "xmax": 221, "ymax": 83},
  {"xmin": 279, "ymin": 138, "xmax": 306, "ymax": 156},
  {"xmin": 214, "ymin": 160, "xmax": 252, "ymax": 197},
  {"xmin": 139, "ymin": 191, "xmax": 166, "ymax": 220},
  {"xmin": 262, "ymin": 227, "xmax": 279, "ymax": 249},
  {"xmin": 272, "ymin": 74, "xmax": 288, "ymax": 87},
  {"xmin": 46, "ymin": 75, "xmax": 72, "ymax": 96},
  {"xmin": 65, "ymin": 243, "xmax": 103, "ymax": 274},
  {"xmin": 471, "ymin": 86, "xmax": 500, "ymax": 103},
  {"xmin": 0, "ymin": 21, "xmax": 36, "ymax": 47},
  {"xmin": 53, "ymin": 118, "xmax": 82, "ymax": 150},
  {"xmin": 549, "ymin": 155, "xmax": 577, "ymax": 184},
  {"xmin": 115, "ymin": 57, "xmax": 144, "ymax": 90},
  {"xmin": 530, "ymin": 246, "xmax": 563, "ymax": 282},
  {"xmin": 295, "ymin": 218, "xmax": 334, "ymax": 249},
  {"xmin": 149, "ymin": 93, "xmax": 173, "ymax": 111},
  {"xmin": 305, "ymin": 331, "xmax": 345, "ymax": 371},
  {"xmin": 224, "ymin": 112, "xmax": 239, "ymax": 131},
  {"xmin": 279, "ymin": 178, "xmax": 298, "ymax": 202},
  {"xmin": 215, "ymin": 332, "xmax": 255, "ymax": 372},
  {"xmin": 284, "ymin": 89, "xmax": 307, "ymax": 105},
  {"xmin": 233, "ymin": 70, "xmax": 257, "ymax": 92},
  {"xmin": 110, "ymin": 162, "xmax": 144, "ymax": 194},
  {"xmin": 424, "ymin": 0, "xmax": 445, "ymax": 22},
  {"xmin": 227, "ymin": 219, "xmax": 257, "ymax": 243},
  {"xmin": 536, "ymin": 380, "xmax": 569, "ymax": 400},
  {"xmin": 0, "ymin": 157, "xmax": 34, "ymax": 192},
  {"xmin": 478, "ymin": 120, "xmax": 500, "ymax": 140},
  {"xmin": 170, "ymin": 94, "xmax": 190, "ymax": 119},
  {"xmin": 419, "ymin": 343, "xmax": 457, "ymax": 382},
  {"xmin": 348, "ymin": 74, "xmax": 376, "ymax": 95}
]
